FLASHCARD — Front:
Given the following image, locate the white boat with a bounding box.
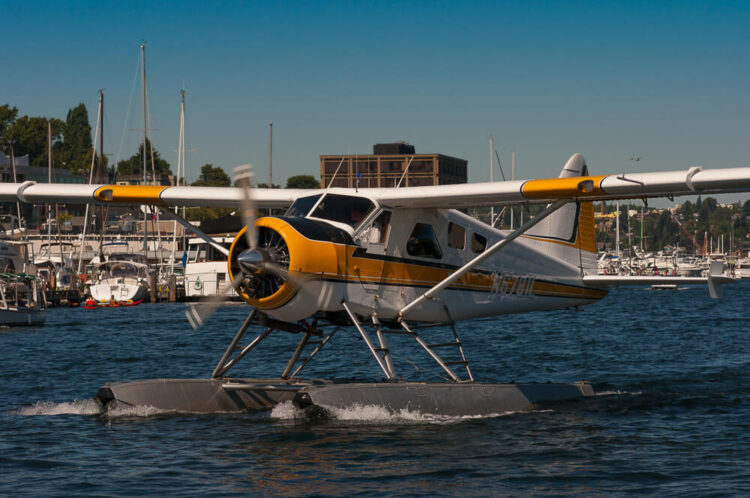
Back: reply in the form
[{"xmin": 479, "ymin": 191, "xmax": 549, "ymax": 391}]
[
  {"xmin": 734, "ymin": 259, "xmax": 750, "ymax": 279},
  {"xmin": 0, "ymin": 214, "xmax": 27, "ymax": 240},
  {"xmin": 675, "ymin": 256, "xmax": 703, "ymax": 277},
  {"xmin": 33, "ymin": 242, "xmax": 76, "ymax": 291},
  {"xmin": 88, "ymin": 260, "xmax": 150, "ymax": 303},
  {"xmin": 0, "ymin": 240, "xmax": 34, "ymax": 274},
  {"xmin": 184, "ymin": 237, "xmax": 237, "ymax": 299},
  {"xmin": 0, "ymin": 273, "xmax": 46, "ymax": 325}
]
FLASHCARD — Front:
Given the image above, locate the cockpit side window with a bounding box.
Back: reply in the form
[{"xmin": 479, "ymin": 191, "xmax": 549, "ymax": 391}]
[
  {"xmin": 447, "ymin": 222, "xmax": 466, "ymax": 250},
  {"xmin": 285, "ymin": 194, "xmax": 322, "ymax": 217},
  {"xmin": 407, "ymin": 223, "xmax": 443, "ymax": 259},
  {"xmin": 310, "ymin": 194, "xmax": 375, "ymax": 228},
  {"xmin": 356, "ymin": 210, "xmax": 391, "ymax": 245}
]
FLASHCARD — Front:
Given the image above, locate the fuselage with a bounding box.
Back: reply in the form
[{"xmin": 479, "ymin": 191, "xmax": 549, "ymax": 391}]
[{"xmin": 228, "ymin": 192, "xmax": 607, "ymax": 323}]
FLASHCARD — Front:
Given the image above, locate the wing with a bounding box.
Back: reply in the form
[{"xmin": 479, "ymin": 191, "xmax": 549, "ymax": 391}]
[
  {"xmin": 0, "ymin": 182, "xmax": 311, "ymax": 208},
  {"xmin": 364, "ymin": 165, "xmax": 750, "ymax": 209},
  {"xmin": 1, "ymin": 156, "xmax": 748, "ymax": 209}
]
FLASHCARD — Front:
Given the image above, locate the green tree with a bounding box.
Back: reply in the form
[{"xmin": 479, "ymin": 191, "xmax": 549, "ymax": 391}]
[
  {"xmin": 187, "ymin": 164, "xmax": 233, "ymax": 222},
  {"xmin": 286, "ymin": 175, "xmax": 321, "ymax": 189},
  {"xmin": 0, "ymin": 104, "xmax": 19, "ymax": 144},
  {"xmin": 192, "ymin": 164, "xmax": 230, "ymax": 186},
  {"xmin": 58, "ymin": 103, "xmax": 92, "ymax": 174},
  {"xmin": 115, "ymin": 138, "xmax": 172, "ymax": 177},
  {"xmin": 6, "ymin": 116, "xmax": 64, "ymax": 167}
]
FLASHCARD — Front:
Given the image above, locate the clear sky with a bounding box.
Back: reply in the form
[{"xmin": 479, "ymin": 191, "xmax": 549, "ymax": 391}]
[{"xmin": 4, "ymin": 1, "xmax": 749, "ymax": 204}]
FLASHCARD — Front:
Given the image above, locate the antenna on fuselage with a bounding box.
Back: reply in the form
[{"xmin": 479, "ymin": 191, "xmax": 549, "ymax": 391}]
[
  {"xmin": 326, "ymin": 156, "xmax": 347, "ymax": 189},
  {"xmin": 395, "ymin": 156, "xmax": 414, "ymax": 188}
]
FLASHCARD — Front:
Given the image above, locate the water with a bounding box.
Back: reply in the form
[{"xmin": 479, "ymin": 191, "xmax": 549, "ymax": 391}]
[{"xmin": 2, "ymin": 284, "xmax": 750, "ymax": 496}]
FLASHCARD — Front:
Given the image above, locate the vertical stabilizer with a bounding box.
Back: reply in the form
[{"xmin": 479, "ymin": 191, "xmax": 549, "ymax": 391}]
[{"xmin": 525, "ymin": 153, "xmax": 598, "ymax": 273}]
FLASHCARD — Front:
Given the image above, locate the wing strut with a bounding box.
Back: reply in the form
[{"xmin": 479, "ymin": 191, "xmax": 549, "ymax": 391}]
[
  {"xmin": 158, "ymin": 206, "xmax": 230, "ymax": 257},
  {"xmin": 398, "ymin": 199, "xmax": 570, "ymax": 319}
]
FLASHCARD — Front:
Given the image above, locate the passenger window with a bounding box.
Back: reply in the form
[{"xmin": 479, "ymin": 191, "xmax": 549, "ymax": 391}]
[
  {"xmin": 447, "ymin": 222, "xmax": 465, "ymax": 250},
  {"xmin": 471, "ymin": 232, "xmax": 487, "ymax": 253},
  {"xmin": 407, "ymin": 223, "xmax": 443, "ymax": 259}
]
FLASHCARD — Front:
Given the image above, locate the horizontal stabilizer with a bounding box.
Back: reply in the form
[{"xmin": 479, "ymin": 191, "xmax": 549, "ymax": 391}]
[{"xmin": 583, "ymin": 269, "xmax": 735, "ymax": 300}]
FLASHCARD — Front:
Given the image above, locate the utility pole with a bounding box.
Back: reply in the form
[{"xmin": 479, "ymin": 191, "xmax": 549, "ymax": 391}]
[
  {"xmin": 268, "ymin": 122, "xmax": 273, "ymax": 187},
  {"xmin": 510, "ymin": 151, "xmax": 516, "ymax": 230}
]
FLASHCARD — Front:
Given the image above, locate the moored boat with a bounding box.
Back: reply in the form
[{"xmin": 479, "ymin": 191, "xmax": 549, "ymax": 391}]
[
  {"xmin": 0, "ymin": 272, "xmax": 46, "ymax": 325},
  {"xmin": 87, "ymin": 260, "xmax": 149, "ymax": 303}
]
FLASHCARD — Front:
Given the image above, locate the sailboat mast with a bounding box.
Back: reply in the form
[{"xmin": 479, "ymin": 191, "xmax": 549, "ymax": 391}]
[
  {"xmin": 98, "ymin": 90, "xmax": 105, "ymax": 260},
  {"xmin": 78, "ymin": 92, "xmax": 102, "ymax": 274},
  {"xmin": 171, "ymin": 89, "xmax": 186, "ymax": 269},
  {"xmin": 489, "ymin": 136, "xmax": 494, "ymax": 227},
  {"xmin": 47, "ymin": 121, "xmax": 52, "ymax": 248},
  {"xmin": 141, "ymin": 43, "xmax": 148, "ymax": 255}
]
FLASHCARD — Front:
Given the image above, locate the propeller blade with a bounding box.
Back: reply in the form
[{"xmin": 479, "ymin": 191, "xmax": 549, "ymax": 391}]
[
  {"xmin": 233, "ymin": 164, "xmax": 256, "ymax": 250},
  {"xmin": 185, "ymin": 279, "xmax": 242, "ymax": 329},
  {"xmin": 264, "ymin": 262, "xmax": 312, "ymax": 293}
]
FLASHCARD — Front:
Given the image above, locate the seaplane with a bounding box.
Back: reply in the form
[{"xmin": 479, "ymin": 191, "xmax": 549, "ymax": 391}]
[{"xmin": 2, "ymin": 153, "xmax": 749, "ymax": 416}]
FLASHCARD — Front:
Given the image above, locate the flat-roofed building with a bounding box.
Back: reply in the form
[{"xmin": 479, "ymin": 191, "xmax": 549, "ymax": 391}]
[{"xmin": 320, "ymin": 142, "xmax": 467, "ymax": 188}]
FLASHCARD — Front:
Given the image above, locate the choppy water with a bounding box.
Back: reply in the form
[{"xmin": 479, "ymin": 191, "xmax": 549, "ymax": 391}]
[{"xmin": 2, "ymin": 283, "xmax": 750, "ymax": 496}]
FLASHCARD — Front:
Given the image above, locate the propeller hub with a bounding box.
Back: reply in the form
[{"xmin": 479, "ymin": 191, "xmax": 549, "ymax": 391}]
[{"xmin": 237, "ymin": 248, "xmax": 268, "ymax": 274}]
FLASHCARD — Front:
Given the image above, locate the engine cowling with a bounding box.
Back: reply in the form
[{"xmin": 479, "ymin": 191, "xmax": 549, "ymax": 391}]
[
  {"xmin": 228, "ymin": 216, "xmax": 355, "ymax": 320},
  {"xmin": 228, "ymin": 218, "xmax": 297, "ymax": 310}
]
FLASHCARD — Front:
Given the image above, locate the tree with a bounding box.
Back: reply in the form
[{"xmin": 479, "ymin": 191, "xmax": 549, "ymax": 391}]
[
  {"xmin": 115, "ymin": 138, "xmax": 172, "ymax": 177},
  {"xmin": 6, "ymin": 116, "xmax": 64, "ymax": 167},
  {"xmin": 286, "ymin": 175, "xmax": 320, "ymax": 189},
  {"xmin": 0, "ymin": 104, "xmax": 19, "ymax": 144},
  {"xmin": 187, "ymin": 164, "xmax": 232, "ymax": 221},
  {"xmin": 192, "ymin": 164, "xmax": 230, "ymax": 186},
  {"xmin": 58, "ymin": 103, "xmax": 92, "ymax": 174}
]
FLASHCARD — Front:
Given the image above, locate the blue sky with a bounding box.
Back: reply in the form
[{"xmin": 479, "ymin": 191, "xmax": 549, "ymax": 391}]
[{"xmin": 4, "ymin": 1, "xmax": 749, "ymax": 204}]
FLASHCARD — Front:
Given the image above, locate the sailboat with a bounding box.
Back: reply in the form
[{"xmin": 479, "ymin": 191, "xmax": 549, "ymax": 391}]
[{"xmin": 84, "ymin": 46, "xmax": 158, "ymax": 307}]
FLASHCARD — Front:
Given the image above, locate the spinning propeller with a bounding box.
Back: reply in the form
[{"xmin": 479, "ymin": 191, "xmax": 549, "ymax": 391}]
[{"xmin": 186, "ymin": 164, "xmax": 300, "ymax": 329}]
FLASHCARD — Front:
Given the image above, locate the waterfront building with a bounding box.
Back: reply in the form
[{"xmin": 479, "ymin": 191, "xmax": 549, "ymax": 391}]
[{"xmin": 320, "ymin": 142, "xmax": 467, "ymax": 188}]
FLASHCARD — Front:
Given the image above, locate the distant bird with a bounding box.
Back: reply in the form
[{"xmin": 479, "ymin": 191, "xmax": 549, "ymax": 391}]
[{"xmin": 629, "ymin": 157, "xmax": 642, "ymax": 162}]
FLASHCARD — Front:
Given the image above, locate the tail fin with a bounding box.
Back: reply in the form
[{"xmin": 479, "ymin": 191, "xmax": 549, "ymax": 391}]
[{"xmin": 525, "ymin": 153, "xmax": 598, "ymax": 273}]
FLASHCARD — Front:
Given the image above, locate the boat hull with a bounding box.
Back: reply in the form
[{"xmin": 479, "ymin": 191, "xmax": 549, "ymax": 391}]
[
  {"xmin": 89, "ymin": 280, "xmax": 148, "ymax": 302},
  {"xmin": 0, "ymin": 308, "xmax": 46, "ymax": 326}
]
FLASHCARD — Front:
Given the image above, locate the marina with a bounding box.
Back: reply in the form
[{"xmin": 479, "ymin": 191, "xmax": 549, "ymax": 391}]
[{"xmin": 3, "ymin": 1, "xmax": 750, "ymax": 495}]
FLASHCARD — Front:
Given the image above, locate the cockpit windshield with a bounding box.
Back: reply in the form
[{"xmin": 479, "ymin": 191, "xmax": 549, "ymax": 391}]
[
  {"xmin": 310, "ymin": 194, "xmax": 375, "ymax": 228},
  {"xmin": 285, "ymin": 194, "xmax": 322, "ymax": 217}
]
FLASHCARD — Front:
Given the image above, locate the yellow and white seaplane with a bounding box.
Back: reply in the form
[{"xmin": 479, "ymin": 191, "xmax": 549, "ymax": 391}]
[{"xmin": 3, "ymin": 154, "xmax": 748, "ymax": 415}]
